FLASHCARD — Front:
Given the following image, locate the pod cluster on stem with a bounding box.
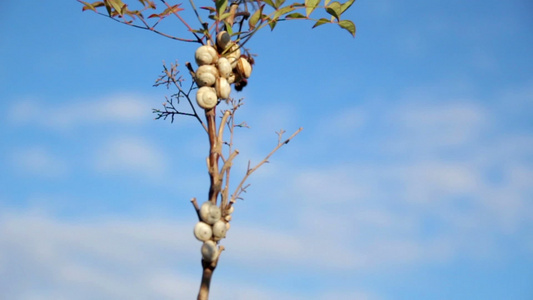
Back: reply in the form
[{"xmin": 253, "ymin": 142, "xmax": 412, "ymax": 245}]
[
  {"xmin": 193, "ymin": 201, "xmax": 234, "ymax": 263},
  {"xmin": 194, "ymin": 31, "xmax": 253, "ymax": 110}
]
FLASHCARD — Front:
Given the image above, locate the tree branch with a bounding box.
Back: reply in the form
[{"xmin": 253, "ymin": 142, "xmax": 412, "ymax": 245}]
[{"xmin": 230, "ymin": 127, "xmax": 303, "ymax": 203}]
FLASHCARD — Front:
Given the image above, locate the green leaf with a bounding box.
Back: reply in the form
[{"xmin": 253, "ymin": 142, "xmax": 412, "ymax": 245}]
[
  {"xmin": 341, "ymin": 0, "xmax": 355, "ymax": 13},
  {"xmin": 325, "ymin": 1, "xmax": 341, "ymax": 21},
  {"xmin": 273, "ymin": 6, "xmax": 295, "ymax": 20},
  {"xmin": 285, "ymin": 12, "xmax": 306, "ymax": 19},
  {"xmin": 216, "ymin": 12, "xmax": 232, "ymax": 21},
  {"xmin": 269, "ymin": 19, "xmax": 277, "ymax": 31},
  {"xmin": 338, "ymin": 19, "xmax": 356, "ymax": 37},
  {"xmin": 215, "ymin": 0, "xmax": 228, "ymax": 16},
  {"xmin": 305, "ymin": 0, "xmax": 320, "ymax": 17},
  {"xmin": 248, "ymin": 5, "xmax": 263, "ymax": 30},
  {"xmin": 223, "ymin": 21, "xmax": 234, "ymax": 35},
  {"xmin": 80, "ymin": 1, "xmax": 96, "ymax": 11},
  {"xmin": 159, "ymin": 4, "xmax": 184, "ymax": 18},
  {"xmin": 200, "ymin": 6, "xmax": 216, "ymax": 13},
  {"xmin": 275, "ymin": 0, "xmax": 286, "ymax": 8},
  {"xmin": 312, "ymin": 18, "xmax": 330, "ymax": 28},
  {"xmin": 107, "ymin": 0, "xmax": 125, "ymax": 15},
  {"xmin": 324, "ymin": 0, "xmax": 332, "ymax": 6}
]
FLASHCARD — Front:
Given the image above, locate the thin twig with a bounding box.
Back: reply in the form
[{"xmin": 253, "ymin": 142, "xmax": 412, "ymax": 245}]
[{"xmin": 230, "ymin": 127, "xmax": 303, "ymax": 203}]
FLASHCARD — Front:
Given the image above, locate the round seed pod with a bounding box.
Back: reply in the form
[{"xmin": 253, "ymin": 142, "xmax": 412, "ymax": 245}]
[
  {"xmin": 196, "ymin": 87, "xmax": 217, "ymax": 110},
  {"xmin": 212, "ymin": 220, "xmax": 227, "ymax": 241},
  {"xmin": 201, "ymin": 240, "xmax": 219, "ymax": 263},
  {"xmin": 193, "ymin": 221, "xmax": 212, "ymax": 241},
  {"xmin": 200, "ymin": 201, "xmax": 222, "ymax": 225}
]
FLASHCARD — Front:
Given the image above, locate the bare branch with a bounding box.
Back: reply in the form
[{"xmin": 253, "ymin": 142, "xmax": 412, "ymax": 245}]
[{"xmin": 230, "ymin": 127, "xmax": 303, "ymax": 203}]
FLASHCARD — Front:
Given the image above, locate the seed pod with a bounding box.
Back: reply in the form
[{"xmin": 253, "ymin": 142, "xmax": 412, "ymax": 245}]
[
  {"xmin": 212, "ymin": 220, "xmax": 227, "ymax": 241},
  {"xmin": 193, "ymin": 222, "xmax": 212, "ymax": 241},
  {"xmin": 196, "ymin": 87, "xmax": 217, "ymax": 109},
  {"xmin": 200, "ymin": 201, "xmax": 222, "ymax": 225},
  {"xmin": 201, "ymin": 240, "xmax": 219, "ymax": 263}
]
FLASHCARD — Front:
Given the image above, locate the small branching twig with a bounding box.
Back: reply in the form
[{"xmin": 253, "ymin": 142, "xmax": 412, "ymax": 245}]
[{"xmin": 230, "ymin": 127, "xmax": 303, "ymax": 203}]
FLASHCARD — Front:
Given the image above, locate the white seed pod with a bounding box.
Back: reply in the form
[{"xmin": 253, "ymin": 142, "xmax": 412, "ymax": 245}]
[
  {"xmin": 225, "ymin": 43, "xmax": 241, "ymax": 68},
  {"xmin": 195, "ymin": 45, "xmax": 218, "ymax": 66},
  {"xmin": 201, "ymin": 240, "xmax": 219, "ymax": 263},
  {"xmin": 212, "ymin": 220, "xmax": 227, "ymax": 241},
  {"xmin": 195, "ymin": 65, "xmax": 219, "ymax": 87},
  {"xmin": 193, "ymin": 221, "xmax": 213, "ymax": 241},
  {"xmin": 216, "ymin": 31, "xmax": 231, "ymax": 50},
  {"xmin": 215, "ymin": 77, "xmax": 231, "ymax": 100},
  {"xmin": 196, "ymin": 86, "xmax": 217, "ymax": 109},
  {"xmin": 237, "ymin": 57, "xmax": 252, "ymax": 78},
  {"xmin": 216, "ymin": 57, "xmax": 232, "ymax": 79},
  {"xmin": 200, "ymin": 201, "xmax": 222, "ymax": 225}
]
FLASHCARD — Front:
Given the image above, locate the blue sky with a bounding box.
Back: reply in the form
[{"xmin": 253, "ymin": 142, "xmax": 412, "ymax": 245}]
[{"xmin": 1, "ymin": 0, "xmax": 532, "ymax": 299}]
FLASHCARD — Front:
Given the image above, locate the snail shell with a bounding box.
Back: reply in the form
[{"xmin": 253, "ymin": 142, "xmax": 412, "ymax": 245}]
[
  {"xmin": 200, "ymin": 201, "xmax": 222, "ymax": 225},
  {"xmin": 225, "ymin": 43, "xmax": 241, "ymax": 68},
  {"xmin": 193, "ymin": 221, "xmax": 213, "ymax": 241},
  {"xmin": 215, "ymin": 77, "xmax": 231, "ymax": 100},
  {"xmin": 216, "ymin": 57, "xmax": 232, "ymax": 79},
  {"xmin": 195, "ymin": 45, "xmax": 218, "ymax": 66},
  {"xmin": 217, "ymin": 31, "xmax": 231, "ymax": 50},
  {"xmin": 227, "ymin": 72, "xmax": 236, "ymax": 84},
  {"xmin": 212, "ymin": 220, "xmax": 227, "ymax": 241},
  {"xmin": 237, "ymin": 57, "xmax": 252, "ymax": 78},
  {"xmin": 225, "ymin": 204, "xmax": 234, "ymax": 215},
  {"xmin": 201, "ymin": 240, "xmax": 219, "ymax": 263},
  {"xmin": 195, "ymin": 65, "xmax": 219, "ymax": 87},
  {"xmin": 196, "ymin": 87, "xmax": 217, "ymax": 109}
]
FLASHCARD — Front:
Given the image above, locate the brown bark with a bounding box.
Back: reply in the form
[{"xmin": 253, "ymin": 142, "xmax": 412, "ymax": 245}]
[{"xmin": 197, "ymin": 260, "xmax": 217, "ymax": 300}]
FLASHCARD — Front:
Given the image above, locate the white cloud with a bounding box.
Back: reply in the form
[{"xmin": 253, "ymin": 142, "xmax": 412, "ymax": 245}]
[
  {"xmin": 8, "ymin": 93, "xmax": 151, "ymax": 130},
  {"xmin": 94, "ymin": 137, "xmax": 167, "ymax": 179},
  {"xmin": 10, "ymin": 147, "xmax": 69, "ymax": 178},
  {"xmin": 0, "ymin": 211, "xmax": 378, "ymax": 300}
]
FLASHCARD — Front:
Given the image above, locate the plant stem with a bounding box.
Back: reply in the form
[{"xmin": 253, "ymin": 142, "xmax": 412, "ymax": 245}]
[{"xmin": 197, "ymin": 260, "xmax": 216, "ymax": 300}]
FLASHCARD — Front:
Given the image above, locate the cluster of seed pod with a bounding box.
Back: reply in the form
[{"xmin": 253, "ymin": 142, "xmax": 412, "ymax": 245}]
[
  {"xmin": 194, "ymin": 31, "xmax": 253, "ymax": 110},
  {"xmin": 193, "ymin": 201, "xmax": 234, "ymax": 262}
]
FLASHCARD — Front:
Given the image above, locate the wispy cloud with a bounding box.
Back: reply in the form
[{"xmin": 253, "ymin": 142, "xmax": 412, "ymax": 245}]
[
  {"xmin": 0, "ymin": 211, "xmax": 377, "ymax": 300},
  {"xmin": 7, "ymin": 93, "xmax": 152, "ymax": 130},
  {"xmin": 93, "ymin": 137, "xmax": 167, "ymax": 180},
  {"xmin": 9, "ymin": 146, "xmax": 69, "ymax": 178}
]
